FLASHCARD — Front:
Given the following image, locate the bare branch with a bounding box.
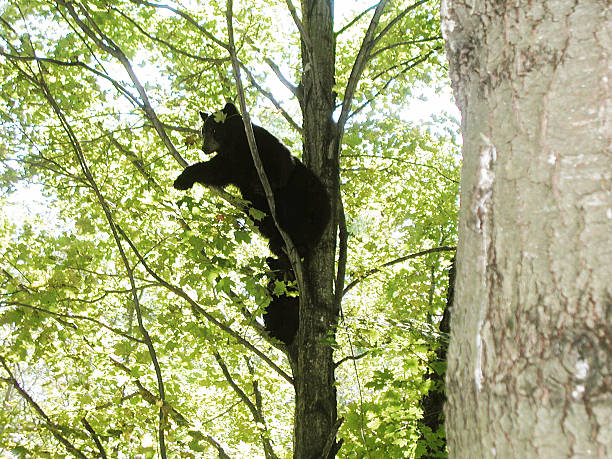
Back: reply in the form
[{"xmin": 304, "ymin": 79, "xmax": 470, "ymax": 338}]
[
  {"xmin": 265, "ymin": 58, "xmax": 300, "ymax": 99},
  {"xmin": 335, "ymin": 352, "xmax": 369, "ymax": 368},
  {"xmin": 238, "ymin": 62, "xmax": 302, "ymax": 133},
  {"xmin": 343, "ymin": 246, "xmax": 457, "ymax": 296},
  {"xmin": 335, "ymin": 4, "xmax": 377, "ymax": 36},
  {"xmin": 337, "ymin": 0, "xmax": 390, "ymax": 135}
]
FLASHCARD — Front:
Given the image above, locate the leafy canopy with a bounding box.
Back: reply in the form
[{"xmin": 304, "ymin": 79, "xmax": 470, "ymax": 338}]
[{"xmin": 0, "ymin": 0, "xmax": 457, "ymax": 456}]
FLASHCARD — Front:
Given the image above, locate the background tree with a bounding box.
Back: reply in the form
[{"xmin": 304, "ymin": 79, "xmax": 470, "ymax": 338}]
[
  {"xmin": 442, "ymin": 0, "xmax": 612, "ymax": 456},
  {"xmin": 0, "ymin": 0, "xmax": 458, "ymax": 456}
]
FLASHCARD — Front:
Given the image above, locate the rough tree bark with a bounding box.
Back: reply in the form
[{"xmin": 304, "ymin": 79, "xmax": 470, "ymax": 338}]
[
  {"xmin": 442, "ymin": 0, "xmax": 611, "ymax": 457},
  {"xmin": 293, "ymin": 0, "xmax": 341, "ymax": 457}
]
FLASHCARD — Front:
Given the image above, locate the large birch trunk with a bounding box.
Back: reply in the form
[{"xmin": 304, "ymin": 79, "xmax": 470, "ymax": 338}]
[{"xmin": 441, "ymin": 0, "xmax": 612, "ymax": 456}]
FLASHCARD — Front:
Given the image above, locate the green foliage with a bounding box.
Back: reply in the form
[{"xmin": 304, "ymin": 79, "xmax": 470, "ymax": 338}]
[{"xmin": 0, "ymin": 0, "xmax": 457, "ymax": 457}]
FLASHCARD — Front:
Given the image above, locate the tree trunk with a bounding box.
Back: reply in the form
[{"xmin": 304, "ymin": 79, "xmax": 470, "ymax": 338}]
[
  {"xmin": 293, "ymin": 0, "xmax": 340, "ymax": 458},
  {"xmin": 417, "ymin": 259, "xmax": 455, "ymax": 457},
  {"xmin": 441, "ymin": 0, "xmax": 612, "ymax": 456}
]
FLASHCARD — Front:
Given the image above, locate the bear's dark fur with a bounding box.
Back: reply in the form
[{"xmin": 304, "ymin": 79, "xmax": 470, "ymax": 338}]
[
  {"xmin": 173, "ymin": 102, "xmax": 330, "ymax": 260},
  {"xmin": 173, "ymin": 103, "xmax": 330, "ymax": 345}
]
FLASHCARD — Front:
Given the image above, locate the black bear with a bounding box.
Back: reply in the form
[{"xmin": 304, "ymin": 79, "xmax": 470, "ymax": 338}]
[
  {"xmin": 173, "ymin": 102, "xmax": 330, "ymax": 260},
  {"xmin": 263, "ymin": 289, "xmax": 299, "ymax": 344},
  {"xmin": 173, "ymin": 102, "xmax": 330, "ymax": 345},
  {"xmin": 264, "ymin": 256, "xmax": 299, "ymax": 344}
]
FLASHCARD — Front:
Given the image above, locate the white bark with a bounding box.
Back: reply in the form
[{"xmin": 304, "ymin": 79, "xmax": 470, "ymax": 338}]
[{"xmin": 442, "ymin": 0, "xmax": 612, "ymax": 457}]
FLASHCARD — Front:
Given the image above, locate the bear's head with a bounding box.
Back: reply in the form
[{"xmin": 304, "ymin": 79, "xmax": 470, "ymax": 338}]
[{"xmin": 199, "ymin": 103, "xmax": 241, "ymax": 154}]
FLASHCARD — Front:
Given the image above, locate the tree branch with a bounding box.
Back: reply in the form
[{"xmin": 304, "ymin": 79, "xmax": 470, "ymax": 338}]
[
  {"xmin": 3, "ymin": 301, "xmax": 145, "ymax": 344},
  {"xmin": 109, "ymin": 5, "xmax": 228, "ymax": 64},
  {"xmin": 283, "ymin": 0, "xmax": 311, "ymax": 52},
  {"xmin": 0, "ymin": 49, "xmax": 143, "ymax": 109},
  {"xmin": 107, "ymin": 357, "xmax": 188, "ymax": 427},
  {"xmin": 334, "ymin": 197, "xmax": 348, "ymax": 310},
  {"xmin": 238, "ymin": 61, "xmax": 302, "ymax": 133},
  {"xmin": 368, "ymin": 35, "xmax": 443, "ymax": 60},
  {"xmin": 58, "ymin": 0, "xmax": 186, "ymax": 168},
  {"xmin": 371, "ymin": 0, "xmax": 430, "ymax": 49},
  {"xmin": 35, "ymin": 65, "xmax": 169, "ymax": 459},
  {"xmin": 214, "ymin": 353, "xmax": 278, "ymax": 459},
  {"xmin": 129, "ymin": 0, "xmax": 229, "ymax": 50},
  {"xmin": 0, "ymin": 356, "xmax": 88, "ymax": 458},
  {"xmin": 321, "ymin": 417, "xmax": 344, "ymax": 458},
  {"xmin": 341, "ymin": 153, "xmax": 459, "ymax": 184},
  {"xmin": 81, "ymin": 417, "xmax": 107, "ymax": 459},
  {"xmin": 115, "ymin": 225, "xmax": 294, "ymax": 386},
  {"xmin": 335, "ymin": 351, "xmax": 369, "ymax": 369},
  {"xmin": 337, "ymin": 0, "xmax": 390, "ymax": 136},
  {"xmin": 347, "ymin": 48, "xmax": 441, "ymax": 121},
  {"xmin": 335, "ymin": 4, "xmax": 378, "ymax": 35},
  {"xmin": 226, "ymin": 0, "xmax": 305, "ymax": 289},
  {"xmin": 343, "ymin": 246, "xmax": 456, "ymax": 296},
  {"xmin": 265, "ymin": 58, "xmax": 300, "ymax": 100}
]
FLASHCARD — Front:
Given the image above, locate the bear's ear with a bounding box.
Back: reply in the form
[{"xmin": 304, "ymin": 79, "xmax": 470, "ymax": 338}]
[
  {"xmin": 223, "ymin": 102, "xmax": 239, "ymax": 116},
  {"xmin": 199, "ymin": 111, "xmax": 208, "ymax": 121}
]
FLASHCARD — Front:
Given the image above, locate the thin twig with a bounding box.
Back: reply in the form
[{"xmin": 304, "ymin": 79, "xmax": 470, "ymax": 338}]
[
  {"xmin": 337, "ymin": 0, "xmax": 389, "ymax": 136},
  {"xmin": 335, "ymin": 351, "xmax": 369, "ymax": 369},
  {"xmin": 368, "ymin": 36, "xmax": 443, "ymax": 59},
  {"xmin": 265, "ymin": 58, "xmax": 299, "ymax": 99},
  {"xmin": 284, "ymin": 0, "xmax": 311, "ymax": 52},
  {"xmin": 371, "ymin": 0, "xmax": 430, "ymax": 49},
  {"xmin": 343, "ymin": 246, "xmax": 457, "ymax": 296},
  {"xmin": 129, "ymin": 0, "xmax": 229, "ymax": 49},
  {"xmin": 341, "ymin": 153, "xmax": 459, "ymax": 184},
  {"xmin": 347, "ymin": 48, "xmax": 440, "ymax": 121},
  {"xmin": 238, "ymin": 61, "xmax": 302, "ymax": 133},
  {"xmin": 81, "ymin": 417, "xmax": 107, "ymax": 458},
  {"xmin": 3, "ymin": 301, "xmax": 145, "ymax": 344},
  {"xmin": 59, "ymin": 0, "xmax": 186, "ymax": 168},
  {"xmin": 335, "ymin": 4, "xmax": 377, "ymax": 36}
]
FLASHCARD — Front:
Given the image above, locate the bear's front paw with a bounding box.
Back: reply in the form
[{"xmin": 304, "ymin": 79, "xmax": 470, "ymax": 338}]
[{"xmin": 173, "ymin": 173, "xmax": 194, "ymax": 190}]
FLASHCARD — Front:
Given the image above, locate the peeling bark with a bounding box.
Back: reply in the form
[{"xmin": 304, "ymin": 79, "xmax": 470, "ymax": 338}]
[{"xmin": 442, "ymin": 0, "xmax": 612, "ymax": 456}]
